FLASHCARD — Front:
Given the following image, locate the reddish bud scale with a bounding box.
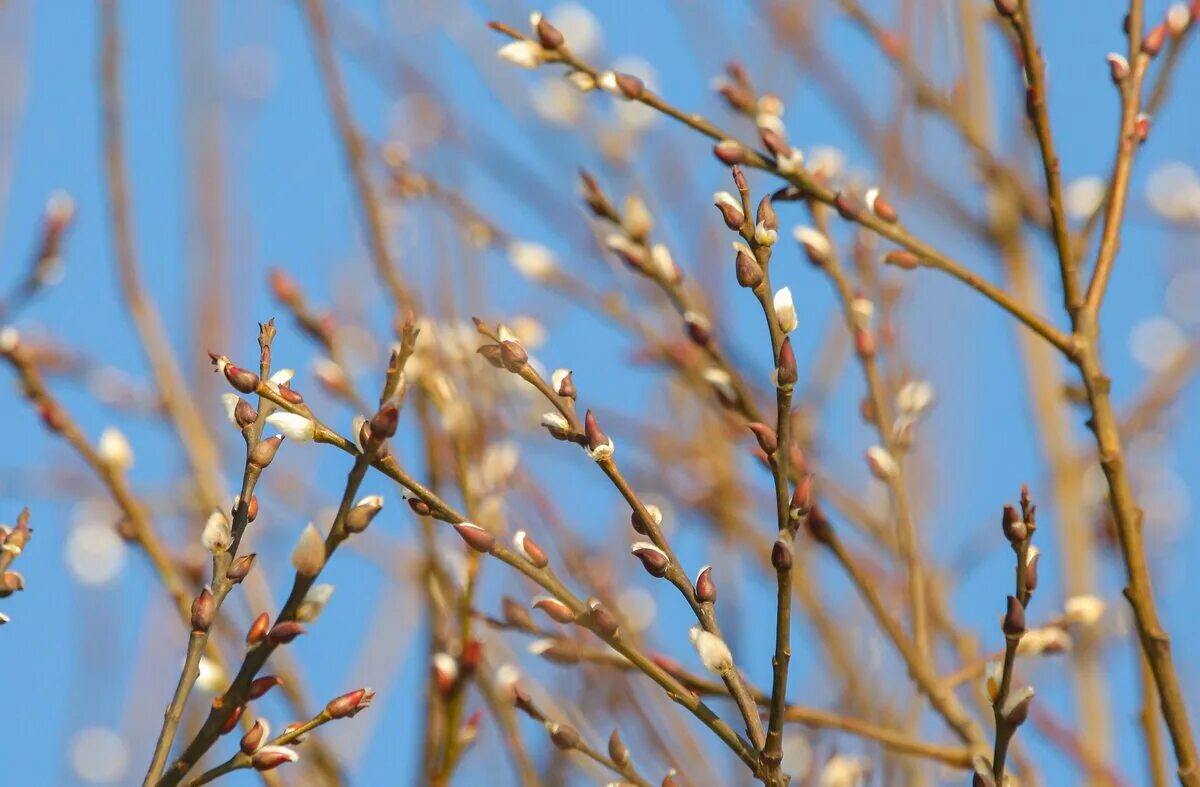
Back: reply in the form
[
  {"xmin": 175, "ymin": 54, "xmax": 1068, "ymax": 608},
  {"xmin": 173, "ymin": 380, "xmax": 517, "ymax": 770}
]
[
  {"xmin": 555, "ymin": 371, "xmax": 577, "ymax": 399},
  {"xmin": 191, "ymin": 588, "xmax": 215, "ymax": 632},
  {"xmin": 249, "ymin": 675, "xmax": 283, "ymax": 700},
  {"xmin": 500, "ymin": 341, "xmax": 528, "ymax": 373},
  {"xmin": 369, "ymin": 405, "xmax": 399, "ymax": 440},
  {"xmin": 614, "ymin": 72, "xmax": 645, "ymax": 99},
  {"xmin": 777, "ymin": 337, "xmax": 797, "ymax": 387},
  {"xmin": 220, "ymin": 704, "xmax": 245, "ymax": 735},
  {"xmin": 478, "ymin": 344, "xmax": 505, "ymax": 369},
  {"xmin": 278, "ymin": 386, "xmax": 304, "ymax": 405},
  {"xmin": 267, "ymin": 621, "xmax": 307, "ymax": 646},
  {"xmin": 1143, "ymin": 23, "xmax": 1167, "ymax": 56},
  {"xmin": 535, "ymin": 17, "xmax": 564, "ymax": 49},
  {"xmin": 224, "ymin": 365, "xmax": 260, "ymax": 394},
  {"xmin": 834, "ymin": 192, "xmax": 856, "ymax": 220},
  {"xmin": 885, "ymin": 250, "xmax": 921, "ymax": 269},
  {"xmin": 854, "ymin": 327, "xmax": 876, "ymax": 358},
  {"xmin": 251, "ymin": 746, "xmax": 297, "ymax": 771},
  {"xmin": 735, "ymin": 250, "xmax": 762, "ymax": 289},
  {"xmin": 533, "ymin": 597, "xmax": 576, "ymax": 624},
  {"xmin": 771, "ymin": 536, "xmax": 793, "ymax": 571},
  {"xmin": 453, "ymin": 522, "xmax": 495, "ymax": 553},
  {"xmin": 240, "ymin": 720, "xmax": 267, "ymax": 755},
  {"xmin": 502, "ymin": 596, "xmax": 536, "ymax": 630},
  {"xmin": 587, "ymin": 599, "xmax": 620, "ymax": 637},
  {"xmin": 609, "ymin": 729, "xmax": 631, "ymax": 769},
  {"xmin": 227, "ymin": 553, "xmax": 256, "ymax": 583},
  {"xmin": 549, "ymin": 723, "xmax": 581, "ymax": 750},
  {"xmin": 326, "ymin": 688, "xmax": 370, "ymax": 719},
  {"xmin": 685, "ymin": 314, "xmax": 710, "ymax": 346},
  {"xmin": 632, "ymin": 545, "xmax": 670, "ymax": 578},
  {"xmin": 1003, "ymin": 595, "xmax": 1026, "ymax": 637},
  {"xmin": 790, "ymin": 474, "xmax": 813, "ymax": 517},
  {"xmin": 805, "ymin": 505, "xmax": 833, "ymax": 545},
  {"xmin": 757, "ymin": 196, "xmax": 778, "ymax": 231},
  {"xmin": 713, "ymin": 141, "xmax": 748, "ymax": 166},
  {"xmin": 870, "ymin": 192, "xmax": 898, "ymax": 223},
  {"xmin": 459, "ymin": 640, "xmax": 483, "ymax": 674},
  {"xmin": 993, "ymin": 0, "xmax": 1018, "ymax": 18},
  {"xmin": 695, "ymin": 565, "xmax": 717, "ymax": 604},
  {"xmin": 408, "ymin": 498, "xmax": 433, "ymax": 517},
  {"xmin": 715, "ymin": 201, "xmax": 744, "ymax": 231},
  {"xmin": 247, "ymin": 612, "xmax": 270, "ymax": 646},
  {"xmin": 583, "ymin": 410, "xmax": 609, "ymax": 453},
  {"xmin": 747, "ymin": 422, "xmax": 778, "ymax": 455},
  {"xmin": 234, "ymin": 398, "xmax": 257, "ymax": 428},
  {"xmin": 760, "ymin": 127, "xmax": 789, "ymax": 158},
  {"xmin": 516, "ymin": 532, "xmax": 549, "ymax": 568},
  {"xmin": 249, "ymin": 435, "xmax": 283, "ymax": 469}
]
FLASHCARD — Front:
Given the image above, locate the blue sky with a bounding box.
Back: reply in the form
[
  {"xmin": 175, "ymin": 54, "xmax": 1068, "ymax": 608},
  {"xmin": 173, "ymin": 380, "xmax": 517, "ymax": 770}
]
[{"xmin": 0, "ymin": 1, "xmax": 1197, "ymax": 785}]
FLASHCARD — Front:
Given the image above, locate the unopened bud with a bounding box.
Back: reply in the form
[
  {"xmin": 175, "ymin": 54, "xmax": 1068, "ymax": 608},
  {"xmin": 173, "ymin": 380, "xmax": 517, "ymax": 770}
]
[
  {"xmin": 247, "ymin": 612, "xmax": 270, "ymax": 647},
  {"xmin": 326, "ymin": 687, "xmax": 374, "ymax": 718},
  {"xmin": 713, "ymin": 191, "xmax": 744, "ymax": 230},
  {"xmin": 345, "ymin": 495, "xmax": 384, "ymax": 534},
  {"xmin": 249, "ymin": 675, "xmax": 283, "ymax": 699},
  {"xmin": 224, "ymin": 365, "xmax": 260, "ymax": 394},
  {"xmin": 251, "ymin": 745, "xmax": 298, "ymax": 772},
  {"xmin": 454, "ymin": 521, "xmax": 495, "ymax": 553},
  {"xmin": 240, "ymin": 719, "xmax": 270, "ymax": 755},
  {"xmin": 191, "ymin": 587, "xmax": 215, "ymax": 632},
  {"xmin": 513, "ymin": 530, "xmax": 549, "ymax": 568},
  {"xmin": 1003, "ymin": 595, "xmax": 1026, "ymax": 638},
  {"xmin": 249, "ymin": 435, "xmax": 284, "ymax": 469},
  {"xmin": 290, "ymin": 524, "xmax": 326, "ymax": 577},
  {"xmin": 548, "ymin": 722, "xmax": 580, "ymax": 750},
  {"xmin": 695, "ymin": 565, "xmax": 716, "ymax": 603},
  {"xmin": 267, "ymin": 621, "xmax": 307, "ymax": 646},
  {"xmin": 631, "ymin": 541, "xmax": 670, "ymax": 577},
  {"xmin": 227, "ymin": 553, "xmax": 256, "ymax": 583},
  {"xmin": 531, "ymin": 595, "xmax": 577, "ymax": 624}
]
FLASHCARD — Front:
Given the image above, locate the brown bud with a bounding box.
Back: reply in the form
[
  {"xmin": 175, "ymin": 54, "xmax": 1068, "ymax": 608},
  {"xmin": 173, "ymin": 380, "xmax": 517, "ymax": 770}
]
[
  {"xmin": 757, "ymin": 195, "xmax": 778, "ymax": 231},
  {"xmin": 227, "ymin": 553, "xmax": 256, "ymax": 584},
  {"xmin": 777, "ymin": 337, "xmax": 797, "ymax": 387},
  {"xmin": 587, "ymin": 598, "xmax": 619, "ymax": 637},
  {"xmin": 220, "ymin": 704, "xmax": 245, "ymax": 735},
  {"xmin": 715, "ymin": 199, "xmax": 745, "ymax": 231},
  {"xmin": 514, "ymin": 530, "xmax": 549, "ymax": 568},
  {"xmin": 584, "ymin": 410, "xmax": 609, "ymax": 453},
  {"xmin": 579, "ymin": 170, "xmax": 619, "ymax": 222},
  {"xmin": 555, "ymin": 370, "xmax": 577, "ymax": 399},
  {"xmin": 609, "ymin": 729, "xmax": 631, "ymax": 769},
  {"xmin": 713, "ymin": 140, "xmax": 748, "ymax": 166},
  {"xmin": 806, "ymin": 504, "xmax": 833, "ymax": 545},
  {"xmin": 249, "ymin": 435, "xmax": 284, "ymax": 469},
  {"xmin": 326, "ymin": 687, "xmax": 374, "ymax": 718},
  {"xmin": 408, "ymin": 497, "xmax": 433, "ymax": 517},
  {"xmin": 866, "ymin": 189, "xmax": 898, "ymax": 223},
  {"xmin": 548, "ymin": 722, "xmax": 580, "ymax": 750},
  {"xmin": 240, "ymin": 719, "xmax": 268, "ymax": 755},
  {"xmin": 1003, "ymin": 595, "xmax": 1026, "ymax": 638},
  {"xmin": 1143, "ymin": 22, "xmax": 1168, "ymax": 56},
  {"xmin": 760, "ymin": 127, "xmax": 790, "ymax": 159},
  {"xmin": 369, "ymin": 404, "xmax": 399, "ymax": 440},
  {"xmin": 684, "ymin": 312, "xmax": 711, "ymax": 346},
  {"xmin": 234, "ymin": 398, "xmax": 257, "ymax": 428},
  {"xmin": 345, "ymin": 497, "xmax": 384, "ymax": 534},
  {"xmin": 790, "ymin": 474, "xmax": 813, "ymax": 517},
  {"xmin": 884, "ymin": 250, "xmax": 921, "ymax": 270},
  {"xmin": 735, "ymin": 249, "xmax": 762, "ymax": 289},
  {"xmin": 191, "ymin": 587, "xmax": 215, "ymax": 632},
  {"xmin": 453, "ymin": 521, "xmax": 495, "ymax": 553},
  {"xmin": 224, "ymin": 365, "xmax": 260, "ymax": 394},
  {"xmin": 535, "ymin": 16, "xmax": 564, "ymax": 49},
  {"xmin": 247, "ymin": 612, "xmax": 270, "ymax": 647},
  {"xmin": 747, "ymin": 422, "xmax": 778, "ymax": 455},
  {"xmin": 249, "ymin": 675, "xmax": 283, "ymax": 699},
  {"xmin": 532, "ymin": 596, "xmax": 577, "ymax": 624},
  {"xmin": 477, "ymin": 344, "xmax": 505, "ymax": 369},
  {"xmin": 1002, "ymin": 505, "xmax": 1027, "ymax": 543},
  {"xmin": 631, "ymin": 542, "xmax": 670, "ymax": 578},
  {"xmin": 459, "ymin": 640, "xmax": 483, "ymax": 675},
  {"xmin": 278, "ymin": 385, "xmax": 304, "ymax": 405},
  {"xmin": 251, "ymin": 746, "xmax": 298, "ymax": 771},
  {"xmin": 502, "ymin": 596, "xmax": 536, "ymax": 630},
  {"xmin": 614, "ymin": 72, "xmax": 645, "ymax": 100},
  {"xmin": 834, "ymin": 191, "xmax": 856, "ymax": 220},
  {"xmin": 771, "ymin": 536, "xmax": 793, "ymax": 571},
  {"xmin": 1026, "ymin": 551, "xmax": 1040, "ymax": 592},
  {"xmin": 695, "ymin": 565, "xmax": 716, "ymax": 604},
  {"xmin": 500, "ymin": 340, "xmax": 528, "ymax": 373},
  {"xmin": 267, "ymin": 620, "xmax": 307, "ymax": 646}
]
